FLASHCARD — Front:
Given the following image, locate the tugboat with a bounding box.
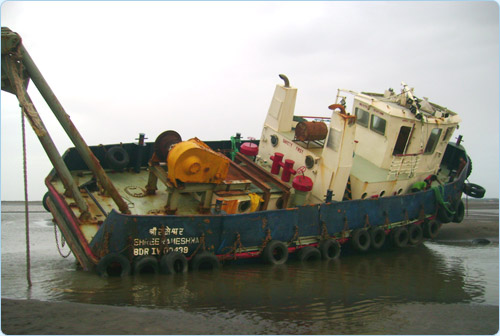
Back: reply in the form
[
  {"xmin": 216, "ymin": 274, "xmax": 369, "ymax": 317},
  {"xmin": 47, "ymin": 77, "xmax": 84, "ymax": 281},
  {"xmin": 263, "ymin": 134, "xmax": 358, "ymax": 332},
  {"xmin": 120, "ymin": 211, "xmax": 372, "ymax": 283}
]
[{"xmin": 1, "ymin": 27, "xmax": 485, "ymax": 276}]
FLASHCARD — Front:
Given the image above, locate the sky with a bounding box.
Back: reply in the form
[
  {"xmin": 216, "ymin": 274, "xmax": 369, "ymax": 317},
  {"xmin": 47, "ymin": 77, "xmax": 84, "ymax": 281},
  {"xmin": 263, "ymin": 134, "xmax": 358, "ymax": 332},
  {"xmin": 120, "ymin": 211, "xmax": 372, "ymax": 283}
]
[{"xmin": 1, "ymin": 1, "xmax": 498, "ymax": 200}]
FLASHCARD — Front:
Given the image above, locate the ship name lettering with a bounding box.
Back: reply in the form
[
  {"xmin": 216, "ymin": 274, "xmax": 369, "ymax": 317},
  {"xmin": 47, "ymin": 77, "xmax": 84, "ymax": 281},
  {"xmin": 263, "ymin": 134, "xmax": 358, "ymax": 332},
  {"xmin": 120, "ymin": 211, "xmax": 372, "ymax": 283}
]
[
  {"xmin": 134, "ymin": 238, "xmax": 160, "ymax": 246},
  {"xmin": 133, "ymin": 247, "xmax": 149, "ymax": 256},
  {"xmin": 150, "ymin": 226, "xmax": 184, "ymax": 236}
]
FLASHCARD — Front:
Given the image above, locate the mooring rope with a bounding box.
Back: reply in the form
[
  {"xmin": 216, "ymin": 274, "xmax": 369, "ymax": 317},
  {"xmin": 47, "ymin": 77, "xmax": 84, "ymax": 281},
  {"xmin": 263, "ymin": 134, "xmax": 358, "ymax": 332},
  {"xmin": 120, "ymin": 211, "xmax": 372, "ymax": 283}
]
[
  {"xmin": 21, "ymin": 108, "xmax": 32, "ymax": 287},
  {"xmin": 432, "ymin": 185, "xmax": 455, "ymax": 215}
]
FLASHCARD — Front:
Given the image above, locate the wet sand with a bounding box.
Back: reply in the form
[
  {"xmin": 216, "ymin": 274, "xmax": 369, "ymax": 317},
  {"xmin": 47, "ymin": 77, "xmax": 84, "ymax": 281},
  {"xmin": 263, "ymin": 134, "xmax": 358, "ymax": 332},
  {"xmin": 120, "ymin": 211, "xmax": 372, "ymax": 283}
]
[
  {"xmin": 2, "ymin": 199, "xmax": 498, "ymax": 335},
  {"xmin": 2, "ymin": 298, "xmax": 498, "ymax": 335}
]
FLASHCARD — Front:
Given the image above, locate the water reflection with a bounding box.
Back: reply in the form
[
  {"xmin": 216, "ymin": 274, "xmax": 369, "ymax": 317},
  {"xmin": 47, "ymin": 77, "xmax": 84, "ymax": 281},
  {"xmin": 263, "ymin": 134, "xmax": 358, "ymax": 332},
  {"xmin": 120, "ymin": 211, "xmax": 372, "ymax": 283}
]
[{"xmin": 36, "ymin": 244, "xmax": 496, "ymax": 317}]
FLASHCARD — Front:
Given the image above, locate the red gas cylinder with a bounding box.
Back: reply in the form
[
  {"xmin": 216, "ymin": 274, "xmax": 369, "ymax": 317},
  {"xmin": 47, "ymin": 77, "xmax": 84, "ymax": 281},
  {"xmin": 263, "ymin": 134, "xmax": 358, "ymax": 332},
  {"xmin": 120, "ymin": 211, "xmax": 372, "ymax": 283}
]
[
  {"xmin": 292, "ymin": 175, "xmax": 313, "ymax": 192},
  {"xmin": 292, "ymin": 175, "xmax": 313, "ymax": 206},
  {"xmin": 240, "ymin": 142, "xmax": 259, "ymax": 157}
]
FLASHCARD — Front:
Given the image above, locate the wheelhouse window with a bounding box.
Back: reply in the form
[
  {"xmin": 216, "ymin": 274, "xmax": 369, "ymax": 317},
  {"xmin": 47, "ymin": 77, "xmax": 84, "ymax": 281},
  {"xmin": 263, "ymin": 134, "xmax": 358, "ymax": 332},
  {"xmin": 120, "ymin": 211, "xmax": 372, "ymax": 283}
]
[
  {"xmin": 370, "ymin": 114, "xmax": 386, "ymax": 135},
  {"xmin": 355, "ymin": 108, "xmax": 369, "ymax": 127},
  {"xmin": 393, "ymin": 126, "xmax": 412, "ymax": 155},
  {"xmin": 424, "ymin": 128, "xmax": 442, "ymax": 154},
  {"xmin": 443, "ymin": 126, "xmax": 454, "ymax": 143}
]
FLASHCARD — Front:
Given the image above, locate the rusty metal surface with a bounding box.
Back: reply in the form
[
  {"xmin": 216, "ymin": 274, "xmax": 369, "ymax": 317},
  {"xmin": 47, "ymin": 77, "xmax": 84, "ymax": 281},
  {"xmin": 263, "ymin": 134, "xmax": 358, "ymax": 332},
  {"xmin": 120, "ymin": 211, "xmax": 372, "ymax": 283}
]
[
  {"xmin": 1, "ymin": 28, "xmax": 29, "ymax": 95},
  {"xmin": 1, "ymin": 27, "xmax": 21, "ymax": 55},
  {"xmin": 234, "ymin": 152, "xmax": 291, "ymax": 207},
  {"xmin": 153, "ymin": 130, "xmax": 182, "ymax": 162},
  {"xmin": 294, "ymin": 121, "xmax": 328, "ymax": 142},
  {"xmin": 228, "ymin": 160, "xmax": 272, "ymax": 210}
]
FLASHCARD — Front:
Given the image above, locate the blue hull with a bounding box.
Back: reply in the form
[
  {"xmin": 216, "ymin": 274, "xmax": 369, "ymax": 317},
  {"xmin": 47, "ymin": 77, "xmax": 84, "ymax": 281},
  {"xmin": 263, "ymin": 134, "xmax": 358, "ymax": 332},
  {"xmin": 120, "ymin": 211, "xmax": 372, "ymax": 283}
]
[{"xmin": 88, "ymin": 168, "xmax": 465, "ymax": 262}]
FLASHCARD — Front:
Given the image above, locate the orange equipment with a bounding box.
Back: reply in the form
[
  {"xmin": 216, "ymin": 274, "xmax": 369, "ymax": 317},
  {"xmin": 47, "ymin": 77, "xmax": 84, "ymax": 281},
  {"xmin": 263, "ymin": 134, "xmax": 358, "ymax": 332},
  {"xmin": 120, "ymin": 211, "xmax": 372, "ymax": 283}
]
[{"xmin": 167, "ymin": 138, "xmax": 230, "ymax": 187}]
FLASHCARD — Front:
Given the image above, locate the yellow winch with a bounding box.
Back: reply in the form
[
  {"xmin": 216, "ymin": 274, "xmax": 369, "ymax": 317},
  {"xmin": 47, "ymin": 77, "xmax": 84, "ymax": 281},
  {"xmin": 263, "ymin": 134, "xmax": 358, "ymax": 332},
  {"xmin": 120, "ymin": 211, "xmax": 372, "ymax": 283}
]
[{"xmin": 167, "ymin": 138, "xmax": 230, "ymax": 187}]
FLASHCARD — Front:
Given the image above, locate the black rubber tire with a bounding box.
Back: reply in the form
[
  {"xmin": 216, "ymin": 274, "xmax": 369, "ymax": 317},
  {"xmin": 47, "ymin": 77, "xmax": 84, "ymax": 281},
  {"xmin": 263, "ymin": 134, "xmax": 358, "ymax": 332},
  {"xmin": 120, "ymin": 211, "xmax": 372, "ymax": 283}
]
[
  {"xmin": 466, "ymin": 155, "xmax": 472, "ymax": 179},
  {"xmin": 463, "ymin": 183, "xmax": 485, "ymax": 199},
  {"xmin": 423, "ymin": 219, "xmax": 441, "ymax": 239},
  {"xmin": 319, "ymin": 239, "xmax": 341, "ymax": 260},
  {"xmin": 407, "ymin": 224, "xmax": 423, "ymax": 245},
  {"xmin": 42, "ymin": 192, "xmax": 51, "ymax": 212},
  {"xmin": 351, "ymin": 229, "xmax": 371, "ymax": 252},
  {"xmin": 105, "ymin": 146, "xmax": 130, "ymax": 171},
  {"xmin": 437, "ymin": 205, "xmax": 453, "ymax": 224},
  {"xmin": 133, "ymin": 256, "xmax": 159, "ymax": 275},
  {"xmin": 452, "ymin": 199, "xmax": 465, "ymax": 223},
  {"xmin": 190, "ymin": 251, "xmax": 220, "ymax": 271},
  {"xmin": 160, "ymin": 252, "xmax": 188, "ymax": 274},
  {"xmin": 96, "ymin": 253, "xmax": 131, "ymax": 277},
  {"xmin": 391, "ymin": 227, "xmax": 409, "ymax": 248},
  {"xmin": 297, "ymin": 246, "xmax": 321, "ymax": 262},
  {"xmin": 369, "ymin": 227, "xmax": 386, "ymax": 250},
  {"xmin": 262, "ymin": 240, "xmax": 289, "ymax": 265}
]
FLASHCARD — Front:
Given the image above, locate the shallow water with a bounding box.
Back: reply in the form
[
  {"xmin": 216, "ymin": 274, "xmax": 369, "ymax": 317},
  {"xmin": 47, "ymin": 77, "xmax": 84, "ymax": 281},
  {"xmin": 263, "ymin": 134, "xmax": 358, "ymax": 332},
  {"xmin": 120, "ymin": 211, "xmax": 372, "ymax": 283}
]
[{"xmin": 1, "ymin": 202, "xmax": 498, "ymax": 333}]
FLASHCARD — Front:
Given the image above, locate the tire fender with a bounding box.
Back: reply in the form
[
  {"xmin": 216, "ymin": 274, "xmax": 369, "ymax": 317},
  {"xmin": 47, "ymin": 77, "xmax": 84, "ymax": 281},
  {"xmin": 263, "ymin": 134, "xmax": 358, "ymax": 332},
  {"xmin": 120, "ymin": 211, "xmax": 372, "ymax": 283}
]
[
  {"xmin": 190, "ymin": 251, "xmax": 220, "ymax": 271},
  {"xmin": 463, "ymin": 183, "xmax": 485, "ymax": 199},
  {"xmin": 423, "ymin": 219, "xmax": 441, "ymax": 239},
  {"xmin": 262, "ymin": 240, "xmax": 289, "ymax": 265},
  {"xmin": 392, "ymin": 226, "xmax": 409, "ymax": 248},
  {"xmin": 42, "ymin": 192, "xmax": 51, "ymax": 212},
  {"xmin": 408, "ymin": 224, "xmax": 423, "ymax": 245},
  {"xmin": 160, "ymin": 252, "xmax": 188, "ymax": 274},
  {"xmin": 369, "ymin": 227, "xmax": 386, "ymax": 250},
  {"xmin": 452, "ymin": 199, "xmax": 465, "ymax": 223},
  {"xmin": 297, "ymin": 246, "xmax": 321, "ymax": 262},
  {"xmin": 351, "ymin": 229, "xmax": 371, "ymax": 252},
  {"xmin": 319, "ymin": 239, "xmax": 341, "ymax": 260},
  {"xmin": 96, "ymin": 253, "xmax": 131, "ymax": 277},
  {"xmin": 133, "ymin": 256, "xmax": 159, "ymax": 275},
  {"xmin": 437, "ymin": 205, "xmax": 453, "ymax": 224},
  {"xmin": 105, "ymin": 146, "xmax": 130, "ymax": 171}
]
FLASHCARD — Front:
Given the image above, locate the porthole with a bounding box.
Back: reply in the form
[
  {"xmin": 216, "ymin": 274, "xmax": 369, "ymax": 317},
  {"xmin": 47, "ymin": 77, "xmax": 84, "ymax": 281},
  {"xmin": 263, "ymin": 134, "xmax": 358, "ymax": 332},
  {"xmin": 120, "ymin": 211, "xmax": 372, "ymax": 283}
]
[
  {"xmin": 361, "ymin": 193, "xmax": 367, "ymax": 199},
  {"xmin": 380, "ymin": 190, "xmax": 385, "ymax": 197},
  {"xmin": 238, "ymin": 200, "xmax": 251, "ymax": 213},
  {"xmin": 397, "ymin": 188, "xmax": 403, "ymax": 195},
  {"xmin": 305, "ymin": 155, "xmax": 315, "ymax": 169},
  {"xmin": 270, "ymin": 134, "xmax": 279, "ymax": 147}
]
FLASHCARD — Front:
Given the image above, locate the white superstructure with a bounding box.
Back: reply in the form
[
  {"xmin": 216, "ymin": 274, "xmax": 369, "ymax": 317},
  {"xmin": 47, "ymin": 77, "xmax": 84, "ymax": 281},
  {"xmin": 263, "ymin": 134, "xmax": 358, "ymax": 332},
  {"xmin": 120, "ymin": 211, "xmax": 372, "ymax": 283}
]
[{"xmin": 256, "ymin": 76, "xmax": 460, "ymax": 204}]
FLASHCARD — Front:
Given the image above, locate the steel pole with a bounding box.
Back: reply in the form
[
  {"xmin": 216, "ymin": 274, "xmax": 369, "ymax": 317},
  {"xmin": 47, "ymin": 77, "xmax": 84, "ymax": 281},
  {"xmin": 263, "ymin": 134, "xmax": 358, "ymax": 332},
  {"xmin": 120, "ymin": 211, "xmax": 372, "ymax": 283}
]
[
  {"xmin": 3, "ymin": 55, "xmax": 90, "ymax": 218},
  {"xmin": 19, "ymin": 44, "xmax": 130, "ymax": 214}
]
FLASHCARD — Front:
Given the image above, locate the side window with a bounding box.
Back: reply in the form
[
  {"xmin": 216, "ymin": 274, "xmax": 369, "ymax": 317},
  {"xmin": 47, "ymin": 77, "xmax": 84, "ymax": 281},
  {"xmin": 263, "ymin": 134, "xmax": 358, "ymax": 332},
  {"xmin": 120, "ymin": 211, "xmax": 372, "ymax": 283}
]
[
  {"xmin": 443, "ymin": 126, "xmax": 454, "ymax": 142},
  {"xmin": 355, "ymin": 108, "xmax": 369, "ymax": 127},
  {"xmin": 424, "ymin": 128, "xmax": 443, "ymax": 154},
  {"xmin": 370, "ymin": 115, "xmax": 386, "ymax": 135}
]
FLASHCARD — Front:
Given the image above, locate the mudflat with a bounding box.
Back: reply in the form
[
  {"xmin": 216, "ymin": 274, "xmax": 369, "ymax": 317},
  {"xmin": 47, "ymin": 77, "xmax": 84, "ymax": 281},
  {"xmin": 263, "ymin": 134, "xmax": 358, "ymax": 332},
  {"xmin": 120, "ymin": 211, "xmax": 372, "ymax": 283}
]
[{"xmin": 2, "ymin": 298, "xmax": 498, "ymax": 335}]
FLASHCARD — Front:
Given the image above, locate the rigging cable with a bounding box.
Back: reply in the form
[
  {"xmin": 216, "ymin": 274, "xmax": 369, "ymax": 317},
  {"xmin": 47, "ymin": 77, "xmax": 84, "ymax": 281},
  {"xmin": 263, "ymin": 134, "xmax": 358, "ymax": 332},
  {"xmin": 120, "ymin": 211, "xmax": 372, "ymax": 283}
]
[{"xmin": 21, "ymin": 107, "xmax": 32, "ymax": 287}]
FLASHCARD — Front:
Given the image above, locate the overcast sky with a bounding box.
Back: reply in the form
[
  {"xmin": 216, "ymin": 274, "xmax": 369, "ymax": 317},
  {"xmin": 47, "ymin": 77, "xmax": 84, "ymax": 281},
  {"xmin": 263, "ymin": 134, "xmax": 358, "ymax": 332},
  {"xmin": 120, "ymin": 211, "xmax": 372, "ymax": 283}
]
[{"xmin": 1, "ymin": 1, "xmax": 498, "ymax": 200}]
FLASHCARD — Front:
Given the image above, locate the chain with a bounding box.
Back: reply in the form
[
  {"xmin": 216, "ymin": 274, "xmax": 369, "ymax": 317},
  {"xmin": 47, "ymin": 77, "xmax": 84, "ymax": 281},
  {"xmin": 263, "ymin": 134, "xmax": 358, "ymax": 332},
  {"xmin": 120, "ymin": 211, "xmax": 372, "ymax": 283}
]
[
  {"xmin": 53, "ymin": 221, "xmax": 72, "ymax": 258},
  {"xmin": 288, "ymin": 225, "xmax": 301, "ymax": 247}
]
